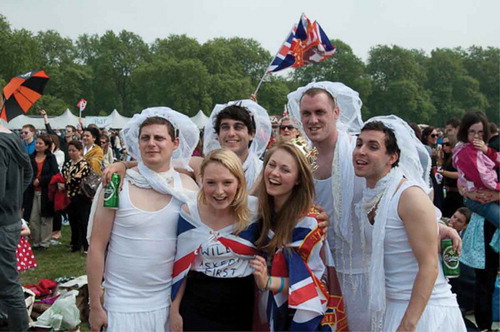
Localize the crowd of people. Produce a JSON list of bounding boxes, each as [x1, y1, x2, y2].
[[0, 81, 498, 332]]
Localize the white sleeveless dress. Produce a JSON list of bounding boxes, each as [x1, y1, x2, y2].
[[366, 181, 465, 331], [103, 179, 182, 332]]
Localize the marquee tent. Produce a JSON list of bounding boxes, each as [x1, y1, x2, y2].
[[190, 110, 209, 129]]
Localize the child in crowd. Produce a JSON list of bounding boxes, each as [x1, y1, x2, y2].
[[17, 219, 37, 272]]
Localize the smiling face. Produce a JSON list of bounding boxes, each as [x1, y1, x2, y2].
[[353, 130, 398, 188], [217, 118, 254, 161], [35, 137, 50, 154], [427, 129, 438, 146], [449, 211, 468, 232], [82, 130, 96, 147], [299, 91, 339, 146], [264, 148, 300, 210], [139, 124, 179, 172], [201, 161, 240, 211]]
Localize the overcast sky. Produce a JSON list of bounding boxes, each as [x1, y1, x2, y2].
[[2, 0, 499, 61]]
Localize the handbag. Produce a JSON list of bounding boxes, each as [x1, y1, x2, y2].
[[79, 170, 101, 199]]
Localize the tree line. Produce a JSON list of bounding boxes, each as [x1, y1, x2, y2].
[[0, 15, 497, 126]]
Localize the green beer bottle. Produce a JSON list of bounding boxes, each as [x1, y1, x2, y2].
[[441, 239, 460, 278], [103, 173, 120, 209]]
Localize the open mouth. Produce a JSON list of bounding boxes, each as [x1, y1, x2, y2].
[[268, 178, 281, 186], [213, 196, 227, 201]]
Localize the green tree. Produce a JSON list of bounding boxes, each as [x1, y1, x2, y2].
[[463, 46, 500, 122], [425, 48, 488, 124], [366, 45, 433, 121]]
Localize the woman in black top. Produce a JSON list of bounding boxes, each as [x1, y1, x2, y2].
[[62, 140, 92, 253], [23, 135, 59, 249]]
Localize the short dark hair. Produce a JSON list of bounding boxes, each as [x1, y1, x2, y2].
[[65, 125, 76, 132], [445, 117, 460, 128], [139, 116, 177, 142], [214, 104, 255, 136], [301, 88, 337, 109], [457, 110, 490, 143], [68, 139, 83, 151], [421, 126, 436, 146], [361, 121, 400, 168], [22, 124, 36, 133], [36, 135, 52, 155], [456, 207, 472, 224]]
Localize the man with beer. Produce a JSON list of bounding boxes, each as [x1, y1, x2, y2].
[[352, 117, 464, 330], [87, 107, 199, 332]]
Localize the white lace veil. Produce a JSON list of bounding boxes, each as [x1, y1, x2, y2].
[[287, 81, 364, 135], [203, 99, 271, 158], [121, 106, 199, 171], [365, 115, 431, 192]]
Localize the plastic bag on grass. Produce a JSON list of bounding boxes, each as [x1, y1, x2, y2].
[[35, 290, 81, 330]]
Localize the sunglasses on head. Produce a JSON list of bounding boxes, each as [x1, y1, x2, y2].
[[280, 125, 295, 130]]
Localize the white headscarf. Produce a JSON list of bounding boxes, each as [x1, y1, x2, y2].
[[356, 115, 432, 330], [203, 99, 271, 188], [287, 81, 364, 136]]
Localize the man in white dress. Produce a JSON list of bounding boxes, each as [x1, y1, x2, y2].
[[87, 107, 199, 332], [353, 118, 465, 331]]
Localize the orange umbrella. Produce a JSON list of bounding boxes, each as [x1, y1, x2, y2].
[[1, 70, 49, 121]]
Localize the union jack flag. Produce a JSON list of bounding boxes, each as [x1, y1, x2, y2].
[[267, 215, 329, 331], [266, 14, 336, 74]]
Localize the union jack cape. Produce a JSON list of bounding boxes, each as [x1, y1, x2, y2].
[[171, 201, 260, 301]]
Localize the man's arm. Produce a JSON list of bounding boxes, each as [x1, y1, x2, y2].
[[87, 190, 116, 332], [397, 186, 439, 331], [40, 109, 57, 135]]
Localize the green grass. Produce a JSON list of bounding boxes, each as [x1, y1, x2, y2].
[[20, 225, 87, 285]]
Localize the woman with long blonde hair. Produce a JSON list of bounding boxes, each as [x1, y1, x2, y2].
[[170, 149, 260, 331], [250, 141, 328, 331]]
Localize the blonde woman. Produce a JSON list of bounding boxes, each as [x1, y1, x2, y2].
[[170, 149, 260, 331]]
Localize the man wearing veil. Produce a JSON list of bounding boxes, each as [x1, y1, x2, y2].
[[353, 117, 464, 331], [87, 107, 199, 332], [287, 82, 461, 331]]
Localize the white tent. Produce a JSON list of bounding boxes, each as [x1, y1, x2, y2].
[[190, 110, 209, 129], [6, 114, 45, 130], [52, 109, 79, 128], [85, 109, 131, 129]]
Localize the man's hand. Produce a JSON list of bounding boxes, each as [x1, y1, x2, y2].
[[101, 162, 127, 188], [438, 223, 462, 255], [314, 204, 329, 231], [89, 306, 108, 332], [39, 109, 47, 117]]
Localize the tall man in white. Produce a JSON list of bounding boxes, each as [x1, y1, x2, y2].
[[287, 82, 461, 331], [87, 107, 199, 332]]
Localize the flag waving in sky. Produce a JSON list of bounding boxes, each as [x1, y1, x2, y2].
[[77, 98, 87, 112], [267, 14, 336, 74]]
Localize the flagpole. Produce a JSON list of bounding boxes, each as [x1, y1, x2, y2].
[[253, 72, 267, 95], [253, 24, 296, 96]]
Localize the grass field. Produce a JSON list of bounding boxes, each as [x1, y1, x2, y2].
[[20, 225, 87, 286]]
